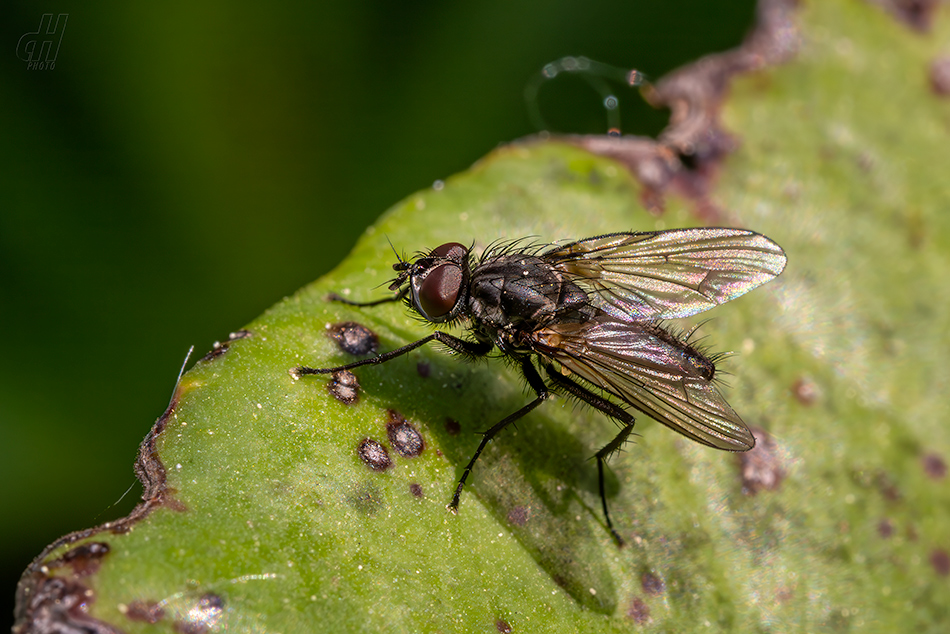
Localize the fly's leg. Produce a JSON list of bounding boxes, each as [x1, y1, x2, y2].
[[448, 359, 549, 513], [326, 286, 408, 308], [545, 366, 635, 546], [593, 425, 635, 547], [294, 331, 492, 375]]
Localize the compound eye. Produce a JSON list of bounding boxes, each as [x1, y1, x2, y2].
[[417, 263, 462, 320], [430, 242, 467, 261]]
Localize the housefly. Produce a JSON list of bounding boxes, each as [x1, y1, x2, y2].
[[295, 228, 787, 543]]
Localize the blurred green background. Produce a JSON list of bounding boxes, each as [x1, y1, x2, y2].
[[0, 0, 757, 626]]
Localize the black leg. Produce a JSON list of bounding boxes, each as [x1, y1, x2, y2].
[[294, 331, 493, 375], [327, 286, 408, 308], [448, 358, 549, 513], [545, 366, 635, 546]]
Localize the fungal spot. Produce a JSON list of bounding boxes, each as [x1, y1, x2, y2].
[[877, 519, 895, 539], [176, 593, 224, 633], [791, 376, 820, 406], [386, 410, 425, 458], [507, 505, 529, 527], [738, 428, 785, 495], [640, 571, 665, 596], [930, 549, 950, 576], [58, 542, 110, 577], [872, 0, 938, 32], [409, 483, 424, 498], [775, 586, 795, 603], [357, 438, 392, 471], [626, 597, 651, 624], [495, 619, 512, 633], [14, 575, 115, 633], [125, 599, 165, 624], [875, 471, 902, 502], [349, 484, 385, 515], [327, 370, 360, 405], [200, 329, 252, 362], [444, 418, 461, 436], [930, 56, 950, 96], [922, 452, 946, 480], [416, 361, 431, 378], [326, 321, 378, 356]]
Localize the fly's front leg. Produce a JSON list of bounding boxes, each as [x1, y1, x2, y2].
[[294, 331, 492, 376], [326, 286, 408, 308], [545, 366, 635, 546], [448, 359, 549, 513]]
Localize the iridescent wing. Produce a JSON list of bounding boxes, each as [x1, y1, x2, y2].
[[543, 228, 786, 321], [532, 316, 755, 450]]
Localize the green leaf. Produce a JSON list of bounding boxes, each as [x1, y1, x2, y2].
[[16, 1, 950, 632]]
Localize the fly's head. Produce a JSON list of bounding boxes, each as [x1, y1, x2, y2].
[[389, 242, 470, 323]]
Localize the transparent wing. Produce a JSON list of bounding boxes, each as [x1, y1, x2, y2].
[[544, 228, 787, 320], [532, 317, 755, 450]]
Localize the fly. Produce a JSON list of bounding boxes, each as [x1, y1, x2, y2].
[[295, 228, 787, 544]]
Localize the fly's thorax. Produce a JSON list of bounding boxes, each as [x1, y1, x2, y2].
[[467, 253, 588, 330]]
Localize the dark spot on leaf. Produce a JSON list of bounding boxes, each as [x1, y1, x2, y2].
[[59, 542, 110, 577], [930, 549, 950, 576], [856, 151, 874, 173], [507, 506, 529, 526], [125, 600, 165, 624], [626, 597, 651, 624], [357, 438, 392, 471], [13, 576, 116, 633], [775, 586, 795, 603], [349, 484, 385, 515], [200, 329, 253, 362], [791, 376, 820, 406], [386, 410, 425, 458], [868, 0, 938, 32], [416, 361, 430, 378], [327, 321, 378, 356], [930, 56, 950, 96], [175, 593, 224, 634], [877, 519, 895, 538], [409, 483, 424, 498], [495, 619, 512, 633], [641, 571, 665, 596], [922, 452, 946, 479], [444, 418, 461, 436], [738, 428, 785, 495], [875, 471, 902, 502], [202, 593, 224, 608], [327, 370, 360, 405]]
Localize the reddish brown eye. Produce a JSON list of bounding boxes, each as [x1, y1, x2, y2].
[[430, 242, 467, 261], [418, 263, 462, 319]]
